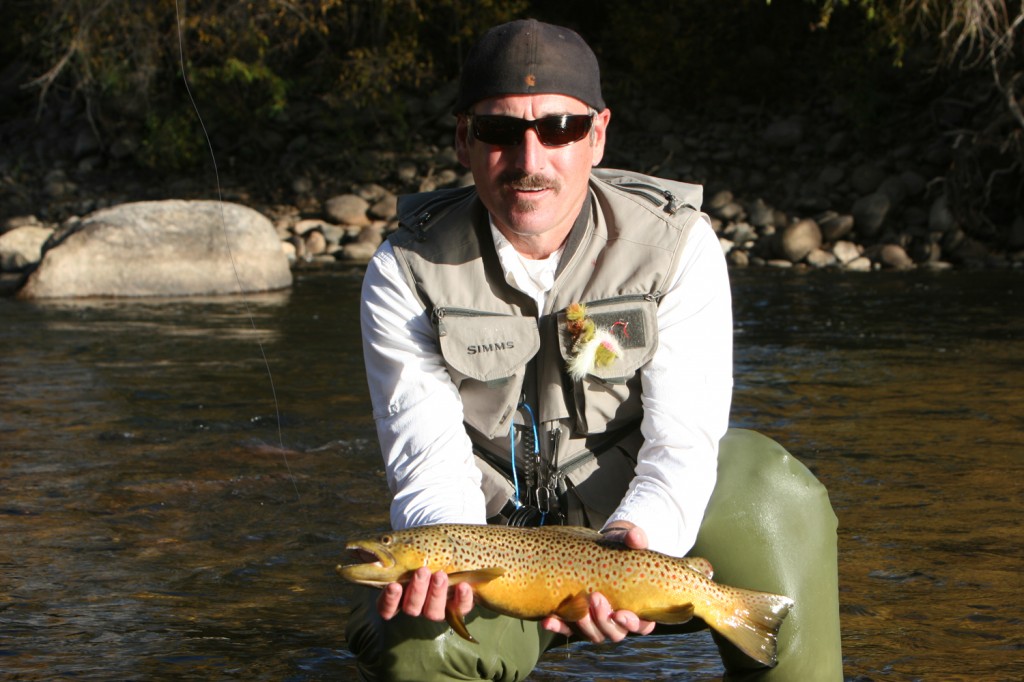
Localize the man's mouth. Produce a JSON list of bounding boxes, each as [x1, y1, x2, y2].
[[501, 172, 560, 196]]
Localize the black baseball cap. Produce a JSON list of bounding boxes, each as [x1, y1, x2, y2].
[[453, 19, 605, 114]]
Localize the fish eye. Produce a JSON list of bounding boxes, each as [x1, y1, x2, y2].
[[381, 534, 393, 545]]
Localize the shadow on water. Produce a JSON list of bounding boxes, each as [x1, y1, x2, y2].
[[1, 267, 1021, 680]]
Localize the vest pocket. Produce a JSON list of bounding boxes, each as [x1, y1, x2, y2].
[[435, 307, 541, 439], [556, 297, 659, 433]]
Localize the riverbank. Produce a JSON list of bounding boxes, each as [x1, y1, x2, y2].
[[2, 86, 1022, 294]]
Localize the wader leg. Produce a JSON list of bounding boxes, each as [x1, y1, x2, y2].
[[345, 590, 559, 681], [690, 428, 843, 681]]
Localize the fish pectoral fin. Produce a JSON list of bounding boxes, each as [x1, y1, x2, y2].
[[554, 591, 591, 622], [447, 567, 506, 585], [445, 603, 477, 643], [639, 603, 695, 625]]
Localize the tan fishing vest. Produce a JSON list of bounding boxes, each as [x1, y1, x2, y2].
[[389, 169, 705, 528]]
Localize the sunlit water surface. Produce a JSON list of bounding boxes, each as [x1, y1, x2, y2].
[[1, 268, 1020, 681]]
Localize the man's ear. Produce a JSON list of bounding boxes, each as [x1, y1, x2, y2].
[[590, 108, 611, 167]]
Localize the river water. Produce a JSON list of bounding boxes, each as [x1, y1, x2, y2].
[[1, 267, 1021, 681]]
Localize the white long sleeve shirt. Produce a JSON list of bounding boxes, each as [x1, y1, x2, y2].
[[360, 214, 733, 557]]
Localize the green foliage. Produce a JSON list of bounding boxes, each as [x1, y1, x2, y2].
[[219, 58, 288, 113], [136, 110, 204, 172], [10, 0, 527, 172]]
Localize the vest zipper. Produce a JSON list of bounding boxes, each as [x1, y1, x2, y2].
[[432, 306, 514, 336], [582, 291, 663, 308], [608, 181, 684, 214], [404, 188, 474, 241]]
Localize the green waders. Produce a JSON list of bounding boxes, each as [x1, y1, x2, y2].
[[344, 429, 843, 681]]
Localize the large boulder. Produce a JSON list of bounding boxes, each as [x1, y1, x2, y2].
[[19, 200, 291, 299]]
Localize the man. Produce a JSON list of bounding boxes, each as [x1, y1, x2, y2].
[[348, 18, 842, 681]]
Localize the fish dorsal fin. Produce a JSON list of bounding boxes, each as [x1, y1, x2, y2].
[[447, 567, 506, 585], [638, 602, 695, 625], [554, 590, 591, 622], [681, 557, 714, 579]]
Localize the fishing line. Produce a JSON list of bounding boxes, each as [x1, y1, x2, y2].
[[173, 1, 301, 508]]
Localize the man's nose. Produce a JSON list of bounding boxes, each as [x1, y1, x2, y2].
[[515, 128, 547, 173]]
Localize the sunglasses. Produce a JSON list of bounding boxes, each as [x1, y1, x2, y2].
[[469, 114, 594, 148]]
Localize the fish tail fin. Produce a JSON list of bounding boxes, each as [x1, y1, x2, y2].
[[706, 586, 794, 668]]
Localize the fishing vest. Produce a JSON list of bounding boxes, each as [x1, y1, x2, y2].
[[389, 169, 705, 528]]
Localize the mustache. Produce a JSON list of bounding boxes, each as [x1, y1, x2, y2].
[[499, 171, 561, 192]]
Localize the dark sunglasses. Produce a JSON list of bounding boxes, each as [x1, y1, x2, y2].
[[469, 114, 594, 148]]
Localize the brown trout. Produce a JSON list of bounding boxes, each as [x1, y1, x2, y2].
[[337, 523, 794, 666]]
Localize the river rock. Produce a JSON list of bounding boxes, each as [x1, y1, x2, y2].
[[281, 240, 297, 263], [879, 243, 914, 269], [762, 117, 803, 148], [845, 256, 873, 272], [898, 170, 927, 197], [946, 234, 990, 265], [19, 200, 291, 299], [817, 211, 855, 241], [323, 194, 371, 226], [369, 193, 398, 221], [293, 218, 332, 236], [44, 169, 77, 200], [818, 165, 845, 187], [877, 175, 908, 206], [396, 161, 419, 184], [806, 247, 837, 268], [0, 225, 53, 270], [707, 190, 741, 221], [304, 229, 328, 256], [291, 176, 314, 195], [832, 240, 862, 265], [928, 194, 957, 233], [852, 192, 891, 237], [354, 183, 390, 202], [777, 218, 822, 262], [2, 215, 44, 234], [340, 223, 385, 261], [747, 198, 777, 228], [850, 163, 885, 194], [727, 222, 758, 245], [727, 249, 749, 267], [713, 200, 744, 222]]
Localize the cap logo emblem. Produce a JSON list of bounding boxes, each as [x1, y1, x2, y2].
[[525, 74, 536, 87]]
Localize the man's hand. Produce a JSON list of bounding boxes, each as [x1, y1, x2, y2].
[[540, 522, 657, 642], [377, 566, 474, 622]]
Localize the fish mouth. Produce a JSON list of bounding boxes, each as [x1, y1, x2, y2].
[[341, 541, 396, 570], [336, 541, 400, 587]]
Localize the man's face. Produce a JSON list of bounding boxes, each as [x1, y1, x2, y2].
[[455, 93, 611, 258]]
